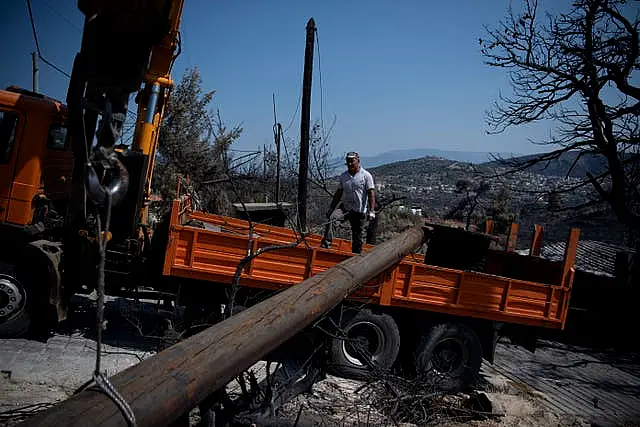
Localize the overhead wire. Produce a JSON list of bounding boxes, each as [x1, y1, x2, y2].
[[283, 80, 302, 135], [28, 0, 139, 125], [25, 0, 71, 78], [42, 1, 82, 33]]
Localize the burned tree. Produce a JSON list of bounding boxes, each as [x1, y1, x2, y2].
[[445, 179, 490, 230], [481, 0, 640, 237]]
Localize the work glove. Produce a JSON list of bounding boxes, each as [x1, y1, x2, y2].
[[367, 211, 376, 221]]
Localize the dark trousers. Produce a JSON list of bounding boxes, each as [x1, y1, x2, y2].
[[322, 209, 374, 254]]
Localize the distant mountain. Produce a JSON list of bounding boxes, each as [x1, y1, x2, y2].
[[329, 148, 611, 180], [361, 148, 519, 167], [481, 150, 609, 178], [369, 155, 469, 177], [329, 148, 520, 172]]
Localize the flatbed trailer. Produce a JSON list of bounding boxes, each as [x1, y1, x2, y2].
[[164, 198, 577, 330], [158, 197, 579, 391]]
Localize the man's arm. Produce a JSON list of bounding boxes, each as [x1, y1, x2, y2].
[[367, 188, 375, 212], [365, 171, 375, 213]]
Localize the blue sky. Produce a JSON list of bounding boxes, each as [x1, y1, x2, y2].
[[1, 0, 563, 159]]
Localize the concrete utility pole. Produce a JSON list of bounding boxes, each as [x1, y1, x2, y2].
[[32, 52, 39, 93], [23, 226, 428, 427], [297, 18, 315, 232]]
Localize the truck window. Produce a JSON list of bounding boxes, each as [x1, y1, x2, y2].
[[0, 110, 18, 164], [47, 123, 68, 150]]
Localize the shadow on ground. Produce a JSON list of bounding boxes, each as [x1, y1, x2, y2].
[[54, 294, 181, 353]]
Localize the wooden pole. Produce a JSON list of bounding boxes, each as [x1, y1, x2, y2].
[[32, 52, 39, 93], [297, 18, 315, 232], [24, 226, 428, 427]]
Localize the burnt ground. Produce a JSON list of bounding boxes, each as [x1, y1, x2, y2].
[[0, 296, 639, 426]]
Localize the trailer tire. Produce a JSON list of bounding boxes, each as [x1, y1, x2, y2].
[[329, 309, 400, 380], [415, 322, 482, 392]]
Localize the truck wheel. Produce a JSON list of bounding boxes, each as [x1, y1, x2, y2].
[[415, 323, 482, 392], [0, 272, 31, 337], [329, 309, 400, 380]]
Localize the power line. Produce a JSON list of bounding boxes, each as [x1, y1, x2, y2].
[[43, 1, 82, 33], [283, 77, 302, 135], [229, 148, 264, 153], [25, 0, 71, 78]]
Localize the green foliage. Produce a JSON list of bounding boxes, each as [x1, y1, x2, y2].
[[152, 67, 242, 215]]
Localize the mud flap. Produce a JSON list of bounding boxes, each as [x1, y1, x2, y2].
[[478, 321, 500, 364], [19, 240, 67, 322]]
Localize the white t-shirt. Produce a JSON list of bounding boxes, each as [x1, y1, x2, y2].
[[339, 167, 374, 213]]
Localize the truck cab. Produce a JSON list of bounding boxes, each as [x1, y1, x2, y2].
[[0, 87, 72, 228]]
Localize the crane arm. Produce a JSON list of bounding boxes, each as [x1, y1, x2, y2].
[[66, 0, 184, 235]]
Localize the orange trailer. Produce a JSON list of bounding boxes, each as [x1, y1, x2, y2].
[[161, 197, 579, 390]]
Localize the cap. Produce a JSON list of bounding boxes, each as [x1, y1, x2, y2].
[[345, 151, 359, 159]]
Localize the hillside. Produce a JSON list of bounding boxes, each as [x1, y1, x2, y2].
[[328, 148, 520, 173], [359, 148, 519, 167], [481, 150, 610, 178], [365, 155, 627, 246]]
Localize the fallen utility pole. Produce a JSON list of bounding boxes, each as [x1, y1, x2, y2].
[[23, 226, 428, 427]]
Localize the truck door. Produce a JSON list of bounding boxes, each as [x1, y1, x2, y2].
[[0, 109, 20, 222], [41, 122, 72, 205]]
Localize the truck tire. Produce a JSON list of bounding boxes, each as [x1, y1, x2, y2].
[[329, 309, 400, 380], [0, 268, 31, 337], [414, 322, 482, 392]]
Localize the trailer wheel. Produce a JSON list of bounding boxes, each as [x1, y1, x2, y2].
[[329, 309, 400, 380], [415, 323, 482, 392], [0, 270, 30, 337]]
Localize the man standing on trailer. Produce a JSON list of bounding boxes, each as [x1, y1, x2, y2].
[[321, 151, 376, 253]]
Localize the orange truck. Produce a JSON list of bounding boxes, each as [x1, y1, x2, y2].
[[157, 195, 579, 390]]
